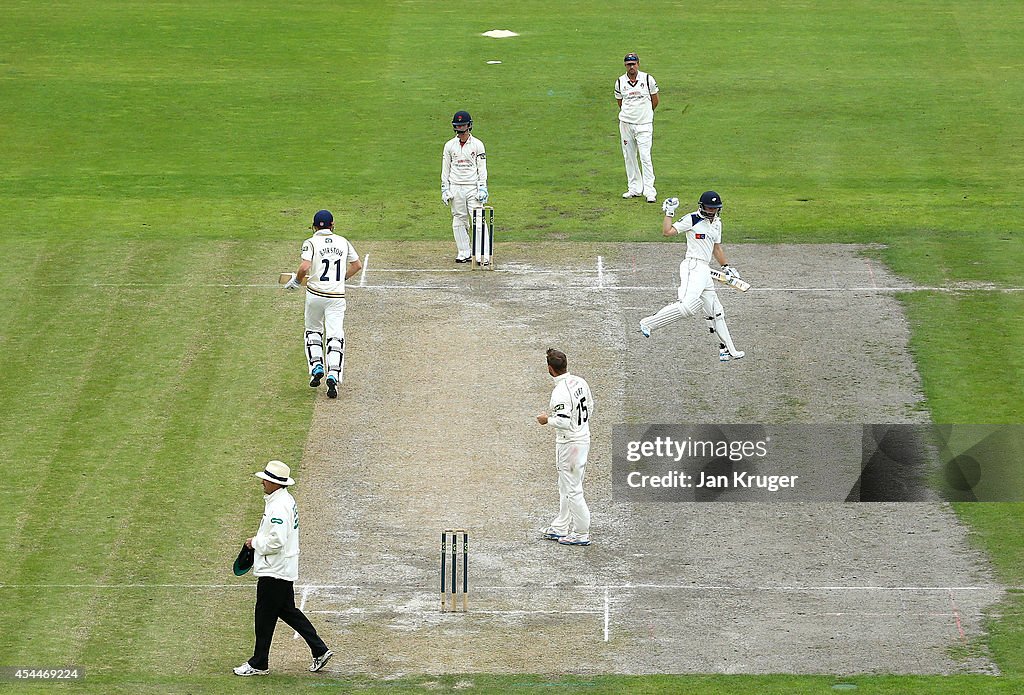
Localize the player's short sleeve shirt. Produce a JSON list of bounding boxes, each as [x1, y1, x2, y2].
[[549, 373, 593, 443], [672, 211, 722, 263], [302, 231, 359, 297], [615, 71, 659, 124]]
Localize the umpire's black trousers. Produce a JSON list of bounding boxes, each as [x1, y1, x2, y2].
[[250, 576, 328, 670]]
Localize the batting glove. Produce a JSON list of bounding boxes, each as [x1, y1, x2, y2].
[[441, 185, 452, 206], [477, 185, 489, 205], [723, 264, 741, 280], [662, 197, 680, 217], [283, 274, 301, 290]]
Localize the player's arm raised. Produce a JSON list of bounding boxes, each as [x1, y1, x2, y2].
[[661, 197, 682, 236]]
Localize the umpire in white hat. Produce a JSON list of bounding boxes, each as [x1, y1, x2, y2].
[[233, 460, 333, 676]]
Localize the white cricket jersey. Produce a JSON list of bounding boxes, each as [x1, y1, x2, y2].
[[672, 211, 722, 263], [441, 135, 487, 187], [548, 373, 593, 444], [301, 230, 359, 298], [615, 71, 658, 124]]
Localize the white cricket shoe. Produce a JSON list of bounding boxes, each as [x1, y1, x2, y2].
[[730, 351, 745, 360], [309, 649, 334, 673], [719, 348, 730, 362], [540, 526, 567, 541], [622, 191, 641, 199], [557, 532, 591, 546], [233, 662, 269, 677], [639, 322, 651, 338], [646, 195, 657, 203]]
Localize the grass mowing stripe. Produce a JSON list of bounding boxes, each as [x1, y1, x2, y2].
[[3, 243, 233, 667], [902, 291, 1024, 677], [0, 240, 313, 674]]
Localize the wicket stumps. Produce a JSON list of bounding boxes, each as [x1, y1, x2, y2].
[[440, 528, 468, 612], [471, 206, 494, 270]]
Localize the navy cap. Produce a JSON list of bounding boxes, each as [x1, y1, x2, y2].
[[312, 210, 333, 229], [624, 53, 639, 63]]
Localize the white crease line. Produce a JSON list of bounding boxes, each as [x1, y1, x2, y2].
[[597, 256, 605, 288], [469, 584, 1010, 592], [360, 268, 472, 273], [294, 585, 311, 639], [359, 253, 369, 287], [32, 283, 1024, 293], [307, 608, 602, 616], [603, 588, 610, 642], [3, 583, 1010, 591]]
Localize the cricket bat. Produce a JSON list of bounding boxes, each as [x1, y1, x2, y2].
[[709, 268, 751, 292], [278, 272, 307, 286]]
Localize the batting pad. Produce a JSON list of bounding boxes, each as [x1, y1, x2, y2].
[[642, 302, 687, 332]]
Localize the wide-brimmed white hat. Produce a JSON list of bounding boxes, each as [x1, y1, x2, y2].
[[255, 460, 295, 486]]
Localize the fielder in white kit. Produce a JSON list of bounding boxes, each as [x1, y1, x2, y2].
[[441, 110, 489, 264], [283, 210, 362, 398], [615, 52, 659, 203], [639, 191, 745, 362], [536, 349, 594, 547]]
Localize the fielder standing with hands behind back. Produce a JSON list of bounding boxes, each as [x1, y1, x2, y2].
[[537, 349, 594, 547], [615, 52, 659, 203], [441, 110, 489, 264]]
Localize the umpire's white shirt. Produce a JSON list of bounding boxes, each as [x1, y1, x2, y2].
[[301, 230, 359, 299], [252, 487, 300, 581], [672, 211, 722, 264], [441, 135, 487, 186], [615, 71, 658, 124], [548, 373, 593, 444]]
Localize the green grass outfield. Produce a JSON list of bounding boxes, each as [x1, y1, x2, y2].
[[1, 1, 1022, 692]]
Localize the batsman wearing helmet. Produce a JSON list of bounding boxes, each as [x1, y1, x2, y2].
[[639, 192, 745, 362], [441, 110, 489, 264], [283, 210, 362, 398]]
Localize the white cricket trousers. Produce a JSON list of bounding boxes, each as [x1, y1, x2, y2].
[[640, 258, 742, 355], [550, 440, 590, 535], [620, 120, 656, 199], [450, 184, 481, 259], [304, 293, 347, 381]]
